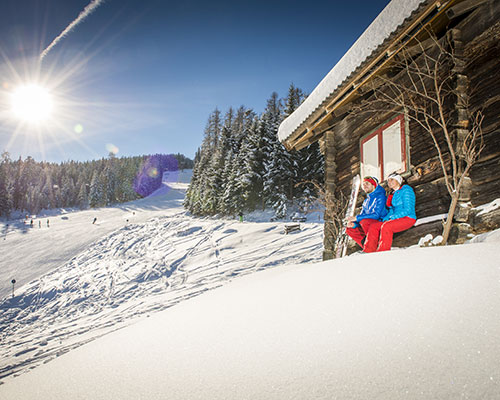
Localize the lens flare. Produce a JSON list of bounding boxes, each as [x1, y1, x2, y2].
[[105, 143, 119, 155], [147, 167, 158, 178], [134, 155, 179, 198], [74, 124, 84, 133]]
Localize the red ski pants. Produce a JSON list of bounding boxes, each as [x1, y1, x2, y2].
[[346, 219, 380, 252], [364, 217, 416, 253]]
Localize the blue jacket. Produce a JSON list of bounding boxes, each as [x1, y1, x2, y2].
[[354, 184, 387, 227], [383, 184, 417, 221]]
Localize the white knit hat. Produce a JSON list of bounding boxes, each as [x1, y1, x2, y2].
[[388, 173, 403, 185]]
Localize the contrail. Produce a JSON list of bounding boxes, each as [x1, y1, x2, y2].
[[40, 0, 105, 61]]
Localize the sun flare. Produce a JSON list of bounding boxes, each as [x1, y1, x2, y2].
[[11, 84, 54, 124]]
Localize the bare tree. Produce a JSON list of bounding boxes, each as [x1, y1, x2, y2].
[[362, 29, 484, 244]]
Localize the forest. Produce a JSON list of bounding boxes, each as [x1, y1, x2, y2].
[[0, 152, 193, 218], [184, 84, 324, 218]]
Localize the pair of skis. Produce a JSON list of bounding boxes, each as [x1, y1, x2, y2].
[[335, 174, 361, 258]]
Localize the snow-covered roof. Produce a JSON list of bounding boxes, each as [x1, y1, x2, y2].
[[278, 0, 428, 144]]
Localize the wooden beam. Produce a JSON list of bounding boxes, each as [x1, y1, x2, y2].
[[293, 113, 340, 151], [446, 0, 491, 19]]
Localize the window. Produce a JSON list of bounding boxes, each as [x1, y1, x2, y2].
[[360, 114, 408, 181]]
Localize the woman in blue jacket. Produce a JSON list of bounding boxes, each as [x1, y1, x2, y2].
[[367, 173, 416, 252], [346, 176, 387, 252]]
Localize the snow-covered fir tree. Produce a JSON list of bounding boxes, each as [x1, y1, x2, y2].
[[283, 84, 324, 203], [89, 171, 104, 208], [77, 181, 89, 209], [237, 115, 264, 211], [0, 159, 12, 217], [261, 92, 292, 217], [185, 84, 324, 219]]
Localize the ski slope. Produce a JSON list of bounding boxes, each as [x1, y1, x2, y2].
[[0, 170, 324, 382], [0, 170, 193, 300]]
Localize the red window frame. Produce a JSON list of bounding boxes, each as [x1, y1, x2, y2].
[[360, 114, 408, 181]]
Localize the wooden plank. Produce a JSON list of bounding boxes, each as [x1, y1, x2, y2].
[[284, 224, 301, 234]]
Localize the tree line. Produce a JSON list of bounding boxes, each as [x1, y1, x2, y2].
[[0, 152, 193, 218], [184, 84, 324, 218]]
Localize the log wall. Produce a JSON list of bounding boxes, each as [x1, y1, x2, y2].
[[462, 5, 500, 206], [322, 0, 500, 257]]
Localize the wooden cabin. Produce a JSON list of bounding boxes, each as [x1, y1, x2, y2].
[[278, 0, 500, 259]]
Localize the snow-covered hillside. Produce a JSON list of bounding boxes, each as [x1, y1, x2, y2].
[[0, 169, 193, 300], [1, 235, 499, 399], [0, 170, 323, 382], [1, 170, 499, 399]]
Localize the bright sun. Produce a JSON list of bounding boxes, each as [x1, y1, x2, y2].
[[11, 84, 54, 124]]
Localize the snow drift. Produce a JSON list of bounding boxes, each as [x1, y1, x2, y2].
[[1, 240, 499, 399]]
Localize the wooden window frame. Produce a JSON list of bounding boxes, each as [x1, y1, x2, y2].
[[360, 114, 409, 181]]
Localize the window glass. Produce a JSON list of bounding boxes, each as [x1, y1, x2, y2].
[[382, 120, 403, 179], [362, 135, 380, 180], [360, 114, 407, 181]]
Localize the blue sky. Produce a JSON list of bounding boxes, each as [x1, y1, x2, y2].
[[0, 0, 390, 163]]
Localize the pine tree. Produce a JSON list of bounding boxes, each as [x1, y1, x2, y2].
[[40, 169, 56, 210], [185, 108, 222, 215], [220, 152, 241, 215], [261, 92, 293, 217], [0, 160, 11, 217], [283, 84, 324, 202], [60, 175, 76, 207], [77, 182, 89, 209], [89, 171, 103, 208], [104, 161, 116, 205], [236, 116, 263, 211]]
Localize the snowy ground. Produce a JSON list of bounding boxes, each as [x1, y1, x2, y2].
[[1, 172, 499, 399], [1, 236, 499, 399], [0, 170, 323, 383], [0, 170, 193, 300]]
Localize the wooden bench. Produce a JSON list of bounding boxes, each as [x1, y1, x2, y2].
[[284, 224, 301, 234]]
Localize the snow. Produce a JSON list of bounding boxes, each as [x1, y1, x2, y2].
[[0, 170, 192, 300], [467, 228, 500, 244], [475, 198, 500, 216], [278, 0, 426, 143], [1, 241, 500, 399], [1, 170, 500, 399], [414, 213, 447, 226], [0, 169, 323, 382]]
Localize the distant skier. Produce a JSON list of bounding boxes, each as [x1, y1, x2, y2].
[[47, 219, 50, 228], [93, 217, 97, 224], [39, 220, 41, 228], [238, 211, 243, 222], [30, 219, 34, 228]]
